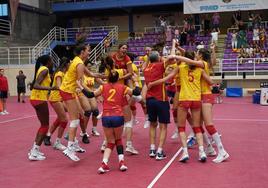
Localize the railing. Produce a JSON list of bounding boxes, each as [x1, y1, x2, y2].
[[0, 46, 34, 65], [32, 26, 66, 61], [0, 18, 11, 36], [220, 58, 268, 76], [144, 25, 202, 33], [88, 26, 118, 63], [50, 0, 92, 3]]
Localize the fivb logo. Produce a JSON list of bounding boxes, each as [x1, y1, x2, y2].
[[200, 5, 219, 11]]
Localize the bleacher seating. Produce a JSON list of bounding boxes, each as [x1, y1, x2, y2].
[[67, 30, 109, 44]]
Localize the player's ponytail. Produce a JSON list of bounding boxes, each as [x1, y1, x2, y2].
[[108, 69, 119, 83], [185, 51, 196, 70]]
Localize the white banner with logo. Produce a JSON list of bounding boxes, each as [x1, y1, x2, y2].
[[184, 0, 268, 14]]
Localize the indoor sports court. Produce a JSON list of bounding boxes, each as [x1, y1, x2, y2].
[[1, 0, 268, 188]]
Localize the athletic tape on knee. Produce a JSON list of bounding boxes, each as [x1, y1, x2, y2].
[[107, 142, 115, 150], [38, 125, 49, 134], [178, 126, 186, 132], [193, 127, 202, 134], [59, 121, 68, 129], [205, 125, 217, 135], [70, 119, 80, 128], [92, 109, 99, 117], [124, 120, 133, 128], [84, 110, 92, 117]]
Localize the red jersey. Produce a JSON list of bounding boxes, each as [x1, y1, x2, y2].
[[166, 78, 176, 93], [0, 75, 8, 91], [100, 83, 130, 116], [144, 62, 168, 101], [112, 53, 132, 70]]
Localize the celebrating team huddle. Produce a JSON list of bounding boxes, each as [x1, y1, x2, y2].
[[27, 39, 229, 174]]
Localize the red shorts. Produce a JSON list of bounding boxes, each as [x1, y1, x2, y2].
[[59, 90, 76, 101], [201, 94, 215, 104], [30, 100, 46, 107], [179, 101, 201, 110]]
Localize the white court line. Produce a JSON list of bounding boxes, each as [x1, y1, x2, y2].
[[147, 147, 183, 188], [0, 115, 36, 124]]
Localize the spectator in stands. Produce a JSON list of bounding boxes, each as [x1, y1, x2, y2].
[[247, 12, 254, 31], [238, 46, 247, 64], [188, 25, 196, 46], [165, 26, 172, 43], [174, 26, 180, 42], [260, 50, 268, 63], [162, 45, 170, 56], [259, 26, 266, 48], [253, 26, 260, 46], [0, 69, 9, 115], [159, 16, 167, 33], [246, 44, 254, 58], [16, 70, 26, 103], [231, 30, 238, 50], [75, 27, 88, 44], [104, 38, 111, 53], [180, 28, 187, 46], [211, 28, 220, 45], [203, 14, 210, 36], [255, 46, 261, 64], [212, 13, 220, 30], [237, 30, 247, 48], [197, 41, 205, 50], [183, 18, 189, 31]]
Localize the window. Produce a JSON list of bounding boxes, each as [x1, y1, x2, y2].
[[0, 4, 8, 16]]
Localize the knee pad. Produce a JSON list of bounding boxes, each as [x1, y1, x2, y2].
[[53, 119, 60, 127], [193, 127, 202, 134], [59, 121, 68, 129], [130, 105, 136, 111], [200, 126, 205, 134], [84, 110, 92, 117], [116, 145, 124, 155], [205, 125, 217, 135], [115, 139, 123, 146], [124, 120, 133, 128], [38, 125, 49, 134], [178, 126, 186, 133], [92, 109, 99, 117], [107, 142, 115, 150], [172, 109, 177, 118], [70, 119, 80, 128]]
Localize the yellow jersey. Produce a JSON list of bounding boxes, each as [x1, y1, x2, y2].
[[83, 75, 95, 90], [49, 71, 64, 102], [60, 56, 84, 94], [104, 68, 125, 85], [132, 63, 142, 88], [30, 66, 51, 101], [200, 61, 212, 94], [179, 63, 202, 101]]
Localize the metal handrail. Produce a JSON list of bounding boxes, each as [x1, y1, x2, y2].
[[0, 18, 11, 35], [220, 57, 268, 76], [88, 26, 118, 63], [144, 25, 202, 33]]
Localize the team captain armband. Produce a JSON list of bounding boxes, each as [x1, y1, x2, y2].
[[82, 89, 95, 98]]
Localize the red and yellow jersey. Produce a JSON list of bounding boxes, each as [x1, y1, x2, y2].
[[132, 63, 142, 88], [104, 68, 125, 85], [165, 63, 177, 92], [200, 61, 212, 95], [100, 83, 131, 116], [144, 62, 168, 101], [112, 53, 132, 69], [139, 55, 149, 63], [83, 75, 95, 90], [30, 66, 51, 101], [60, 56, 84, 94], [49, 71, 64, 102], [179, 63, 202, 101]]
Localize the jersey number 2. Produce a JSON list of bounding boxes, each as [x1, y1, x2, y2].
[[107, 89, 116, 101]]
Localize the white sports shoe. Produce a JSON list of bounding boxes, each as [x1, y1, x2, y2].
[[126, 145, 139, 155], [97, 112, 103, 120], [179, 152, 189, 162], [171, 131, 179, 139], [206, 145, 217, 156], [74, 140, 86, 153], [133, 118, 139, 125], [212, 151, 229, 163], [3, 110, 9, 114], [143, 120, 150, 128], [92, 129, 100, 136], [199, 150, 207, 162], [28, 149, 46, 161], [63, 147, 80, 162], [53, 141, 67, 151], [80, 132, 89, 138], [0, 112, 5, 115]]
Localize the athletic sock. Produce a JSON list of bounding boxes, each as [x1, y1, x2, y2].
[[212, 132, 225, 154], [157, 147, 163, 154], [126, 141, 132, 147], [103, 158, 108, 164], [150, 144, 156, 150], [118, 154, 124, 162]]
